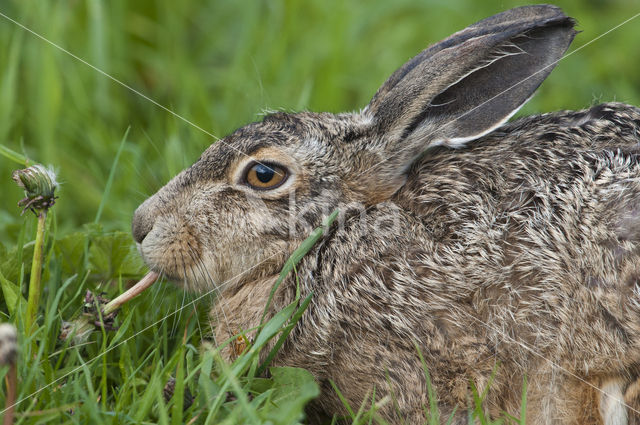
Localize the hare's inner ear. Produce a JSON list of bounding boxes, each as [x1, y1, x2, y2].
[[365, 5, 576, 171]]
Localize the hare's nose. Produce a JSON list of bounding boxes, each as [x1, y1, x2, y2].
[[132, 204, 154, 244]]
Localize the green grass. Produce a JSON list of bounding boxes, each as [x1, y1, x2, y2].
[[0, 0, 639, 423]]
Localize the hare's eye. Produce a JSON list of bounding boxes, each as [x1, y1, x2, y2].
[[244, 163, 288, 190]]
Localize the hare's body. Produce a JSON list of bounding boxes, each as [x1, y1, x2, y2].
[[133, 5, 640, 424], [211, 103, 640, 424]]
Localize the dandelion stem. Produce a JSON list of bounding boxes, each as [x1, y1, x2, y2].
[[3, 363, 17, 425], [102, 271, 159, 316], [25, 211, 46, 336], [59, 272, 159, 344]]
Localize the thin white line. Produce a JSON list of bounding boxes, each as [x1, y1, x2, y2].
[[0, 11, 219, 141], [0, 9, 285, 176], [0, 251, 282, 414]]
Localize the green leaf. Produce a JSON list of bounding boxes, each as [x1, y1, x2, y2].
[[263, 367, 319, 424], [54, 231, 88, 277], [88, 231, 145, 279], [216, 352, 261, 424], [171, 346, 186, 425], [198, 353, 219, 408], [248, 377, 272, 394], [108, 310, 134, 347], [257, 293, 312, 375], [0, 240, 33, 285], [0, 143, 29, 166], [260, 209, 339, 325], [0, 268, 25, 315]]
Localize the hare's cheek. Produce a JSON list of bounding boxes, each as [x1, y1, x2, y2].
[[138, 214, 203, 282]]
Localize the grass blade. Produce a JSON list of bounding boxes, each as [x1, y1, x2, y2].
[[94, 126, 130, 223], [0, 143, 28, 166]]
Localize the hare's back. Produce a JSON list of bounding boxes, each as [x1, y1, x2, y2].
[[395, 102, 640, 259]]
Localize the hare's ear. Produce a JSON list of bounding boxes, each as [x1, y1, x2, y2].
[[363, 5, 575, 174]]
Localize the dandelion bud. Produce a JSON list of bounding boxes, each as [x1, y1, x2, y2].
[[12, 164, 59, 213]]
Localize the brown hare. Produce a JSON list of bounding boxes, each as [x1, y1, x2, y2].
[[132, 4, 640, 424]]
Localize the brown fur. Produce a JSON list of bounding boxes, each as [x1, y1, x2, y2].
[[132, 5, 640, 424]]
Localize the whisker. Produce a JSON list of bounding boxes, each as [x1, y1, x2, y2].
[[185, 244, 233, 342]]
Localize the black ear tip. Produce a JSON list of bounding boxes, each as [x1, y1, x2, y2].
[[471, 4, 576, 34], [508, 4, 568, 19]]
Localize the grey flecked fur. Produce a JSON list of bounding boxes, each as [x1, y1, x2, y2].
[[132, 5, 640, 424]]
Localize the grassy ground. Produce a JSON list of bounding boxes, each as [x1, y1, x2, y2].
[[0, 0, 639, 423]]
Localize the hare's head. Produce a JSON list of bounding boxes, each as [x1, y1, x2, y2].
[[132, 5, 575, 292]]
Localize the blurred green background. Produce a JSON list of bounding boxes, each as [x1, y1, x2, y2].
[[1, 0, 639, 245]]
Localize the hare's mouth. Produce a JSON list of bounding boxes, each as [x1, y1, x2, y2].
[[136, 241, 206, 291], [133, 213, 212, 289]]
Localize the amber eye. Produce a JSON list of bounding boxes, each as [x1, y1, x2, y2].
[[244, 162, 288, 190]]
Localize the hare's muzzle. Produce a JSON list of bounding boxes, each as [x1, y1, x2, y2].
[[132, 198, 156, 245]]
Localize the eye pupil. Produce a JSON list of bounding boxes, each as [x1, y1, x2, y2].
[[244, 162, 287, 190], [255, 164, 275, 183]]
